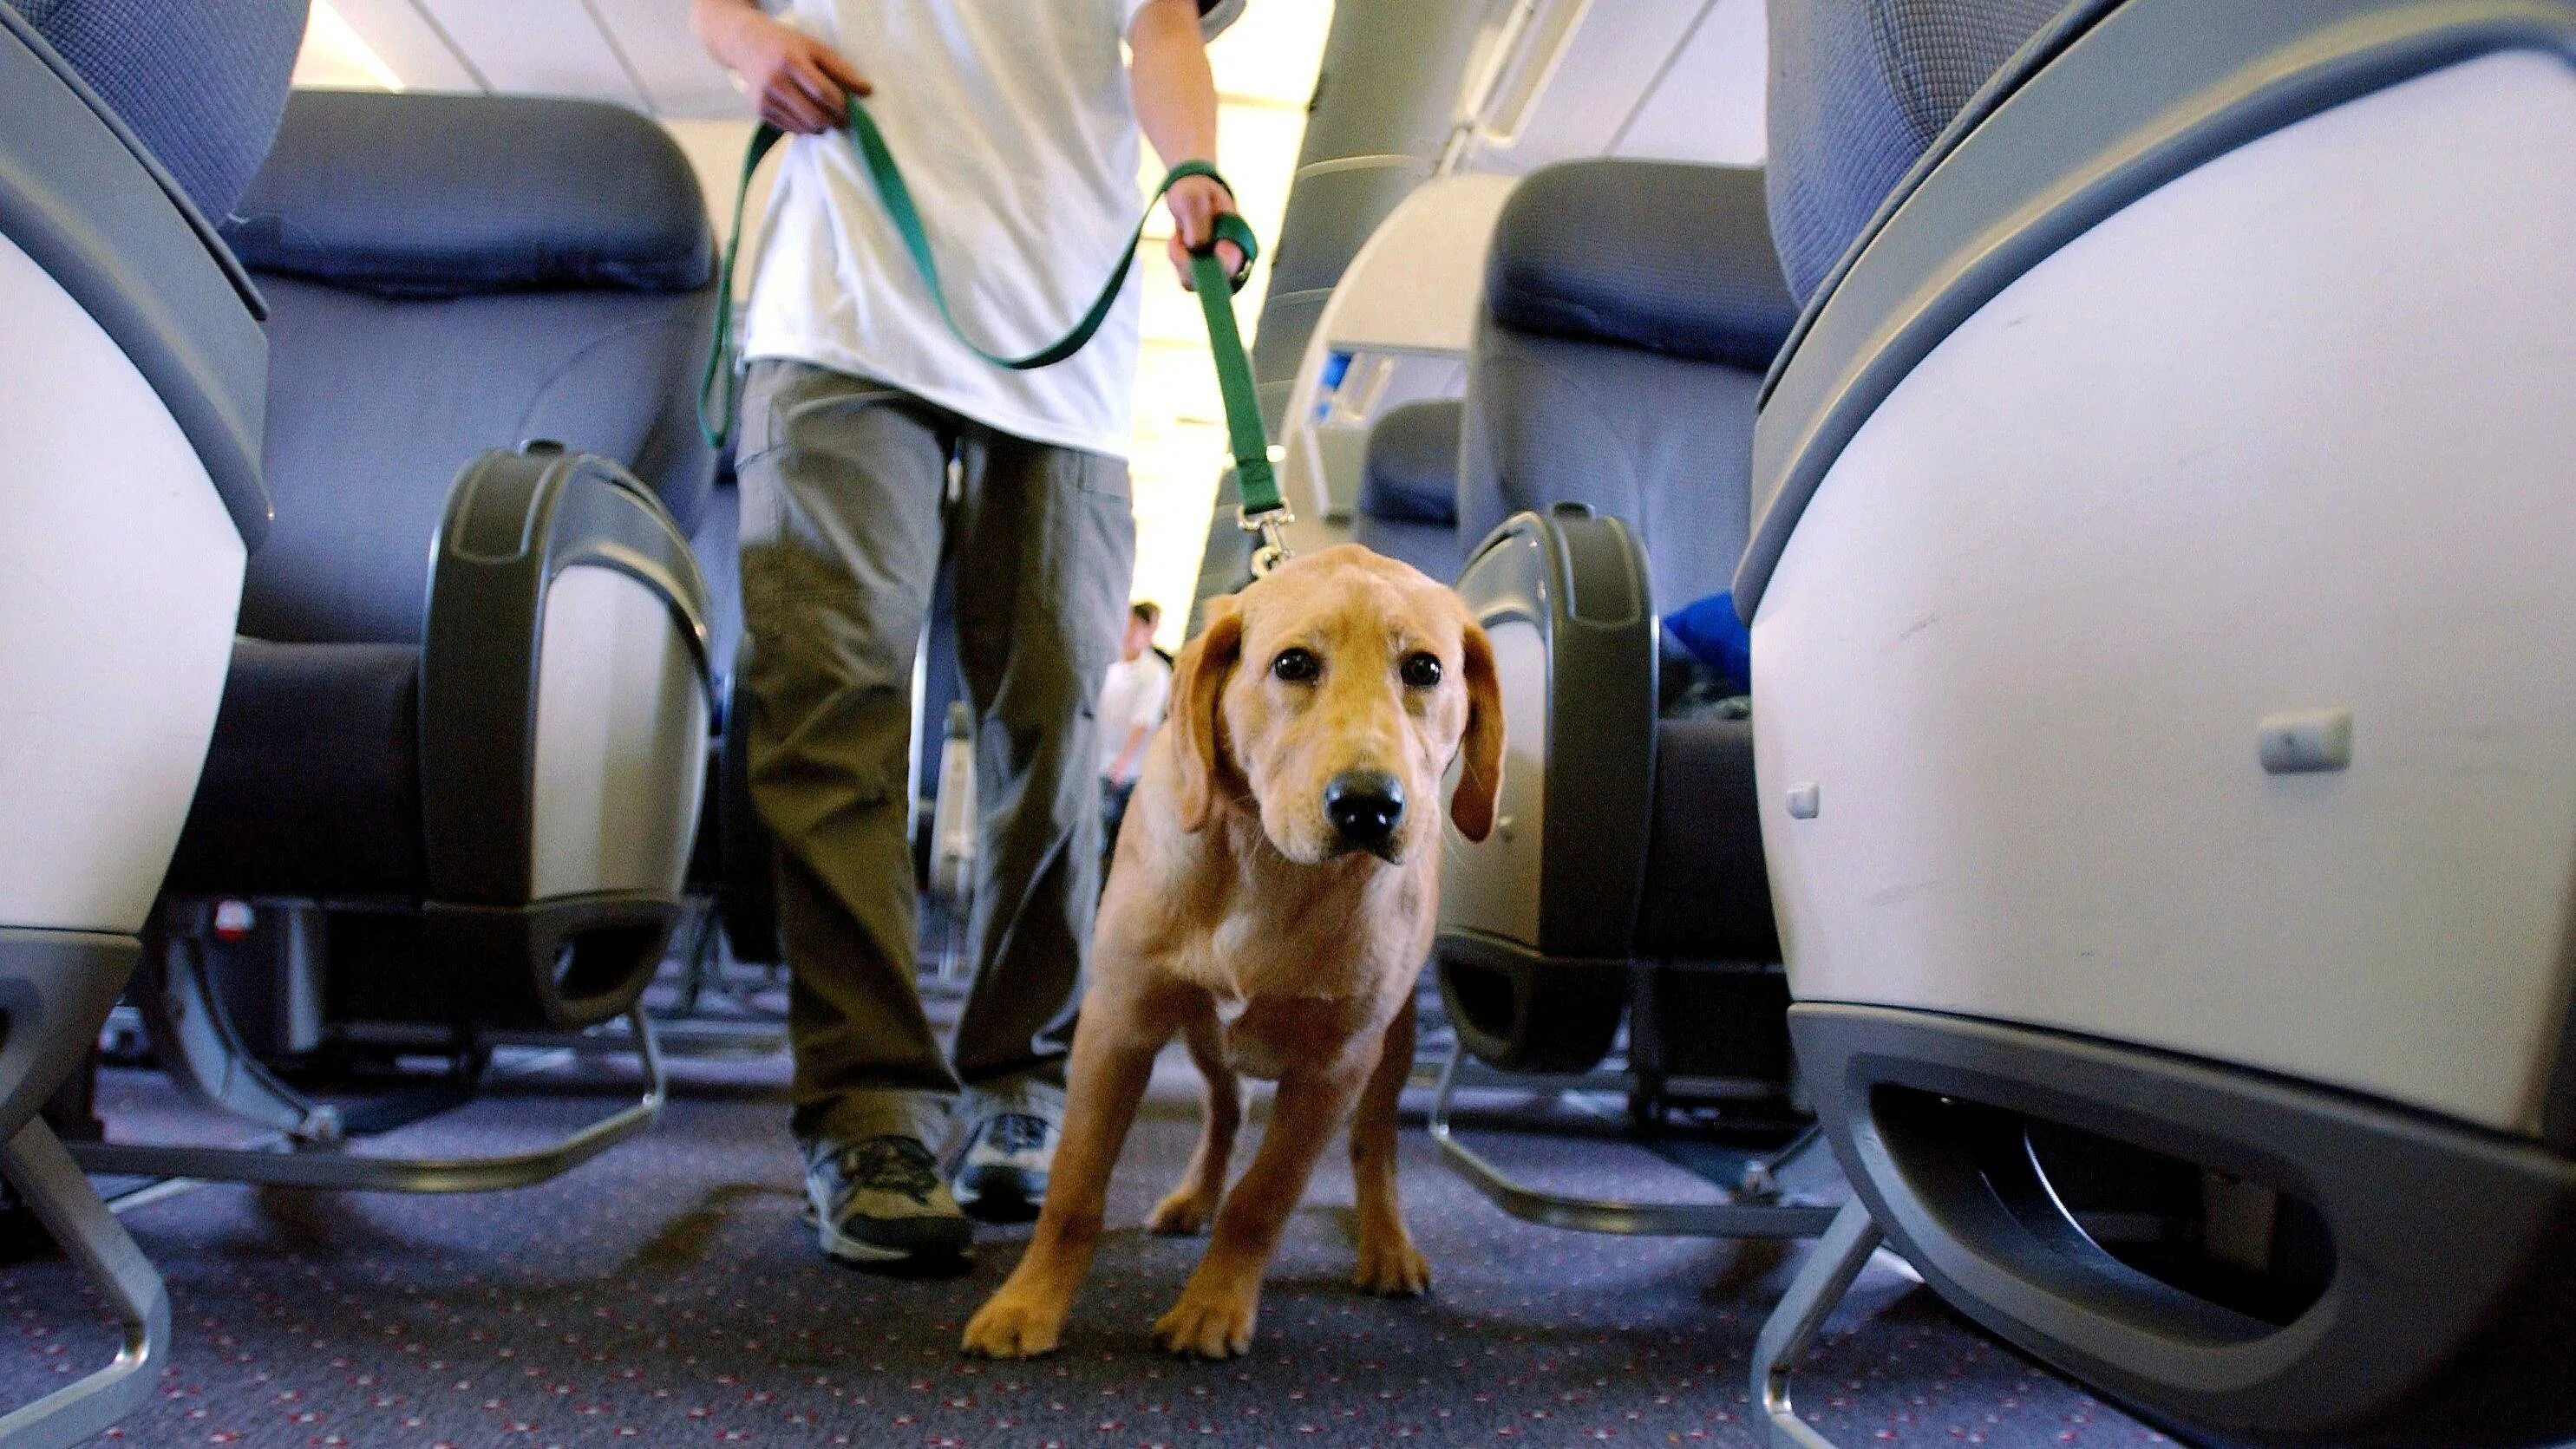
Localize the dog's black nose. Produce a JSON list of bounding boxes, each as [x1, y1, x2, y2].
[[1324, 770, 1406, 851]]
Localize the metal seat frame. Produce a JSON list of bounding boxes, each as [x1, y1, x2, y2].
[[0, 1118, 169, 1449], [68, 911, 664, 1193], [1426, 1039, 1842, 1238]]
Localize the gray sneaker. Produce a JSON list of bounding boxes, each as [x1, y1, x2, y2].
[[803, 1135, 972, 1269], [950, 1081, 1062, 1224]]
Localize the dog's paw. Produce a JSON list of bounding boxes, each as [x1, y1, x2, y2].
[[1352, 1234, 1432, 1297], [961, 1294, 1066, 1360], [1151, 1292, 1258, 1360], [1146, 1187, 1217, 1237]]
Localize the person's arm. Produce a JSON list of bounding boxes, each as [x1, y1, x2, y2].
[[1107, 661, 1172, 782], [1127, 0, 1244, 287], [692, 0, 871, 134], [1107, 722, 1154, 785]]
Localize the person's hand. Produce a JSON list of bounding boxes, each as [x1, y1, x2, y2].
[[695, 2, 869, 134], [1164, 173, 1246, 290]]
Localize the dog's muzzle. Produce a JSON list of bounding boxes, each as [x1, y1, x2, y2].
[[1323, 769, 1405, 861]]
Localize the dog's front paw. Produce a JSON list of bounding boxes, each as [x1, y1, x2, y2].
[[1151, 1290, 1258, 1360], [1146, 1186, 1218, 1237], [1353, 1231, 1432, 1297], [962, 1291, 1067, 1360]]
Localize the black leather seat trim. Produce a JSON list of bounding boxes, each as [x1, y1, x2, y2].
[[164, 639, 425, 899]]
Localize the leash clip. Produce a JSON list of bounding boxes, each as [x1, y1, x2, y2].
[[1238, 505, 1295, 578]]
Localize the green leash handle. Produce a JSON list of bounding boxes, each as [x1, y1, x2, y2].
[[699, 95, 1287, 535]]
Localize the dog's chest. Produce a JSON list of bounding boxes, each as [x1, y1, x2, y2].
[[1211, 992, 1373, 1081]]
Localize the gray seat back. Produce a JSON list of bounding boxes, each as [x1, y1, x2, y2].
[[1353, 399, 1464, 583], [221, 90, 719, 646], [1459, 160, 1795, 612], [4, 0, 306, 222], [1763, 0, 2069, 303]]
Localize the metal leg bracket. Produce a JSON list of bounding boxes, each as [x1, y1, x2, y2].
[[1427, 1040, 1841, 1237], [0, 1119, 169, 1449], [1749, 1197, 1883, 1449], [71, 1006, 666, 1193]]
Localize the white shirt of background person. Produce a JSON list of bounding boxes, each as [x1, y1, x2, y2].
[[1097, 604, 1170, 787]]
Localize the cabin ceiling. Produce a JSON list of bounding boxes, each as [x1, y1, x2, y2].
[[298, 0, 1323, 119]]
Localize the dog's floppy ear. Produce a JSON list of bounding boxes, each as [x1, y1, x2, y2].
[[1448, 617, 1505, 843], [1174, 597, 1245, 832]]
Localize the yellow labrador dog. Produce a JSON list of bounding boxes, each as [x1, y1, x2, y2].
[[963, 544, 1501, 1361]]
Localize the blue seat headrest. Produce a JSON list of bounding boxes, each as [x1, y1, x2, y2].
[[5, 0, 307, 222], [1485, 160, 1796, 373], [222, 90, 716, 298], [1763, 0, 2068, 303]]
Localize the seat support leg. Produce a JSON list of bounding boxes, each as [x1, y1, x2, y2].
[[0, 1118, 168, 1449], [1749, 1196, 1881, 1449], [134, 906, 342, 1144], [72, 1006, 666, 1193], [1427, 1040, 1841, 1237]]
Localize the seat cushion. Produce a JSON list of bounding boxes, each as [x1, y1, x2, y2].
[[1353, 512, 1464, 585], [223, 90, 713, 297], [1360, 400, 1461, 525], [1764, 0, 2066, 302], [1487, 160, 1795, 371], [1634, 713, 1777, 962], [238, 276, 718, 645], [163, 640, 425, 898]]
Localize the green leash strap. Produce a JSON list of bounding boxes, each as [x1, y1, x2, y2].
[[699, 96, 1288, 547]]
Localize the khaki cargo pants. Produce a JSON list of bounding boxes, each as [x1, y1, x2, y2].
[[735, 359, 1134, 1148]]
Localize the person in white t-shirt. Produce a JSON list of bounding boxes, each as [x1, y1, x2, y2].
[[1095, 601, 1172, 871], [691, 0, 1241, 1271]]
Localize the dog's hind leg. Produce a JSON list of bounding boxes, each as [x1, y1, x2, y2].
[[1147, 1002, 1241, 1237], [963, 980, 1177, 1360], [1349, 994, 1430, 1296]]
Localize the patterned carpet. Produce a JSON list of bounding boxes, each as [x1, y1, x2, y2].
[[0, 1012, 2169, 1447]]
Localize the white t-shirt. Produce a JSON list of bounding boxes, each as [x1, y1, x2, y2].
[[742, 0, 1156, 457], [1097, 650, 1172, 781]]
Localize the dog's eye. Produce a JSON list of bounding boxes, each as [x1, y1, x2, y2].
[[1401, 652, 1442, 689], [1271, 648, 1320, 683]]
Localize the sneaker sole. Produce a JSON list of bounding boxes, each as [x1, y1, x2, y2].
[[803, 1200, 973, 1267], [951, 1166, 1047, 1224]]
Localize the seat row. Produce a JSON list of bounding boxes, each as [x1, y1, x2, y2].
[[0, 3, 824, 1435], [1319, 1, 2576, 1444]]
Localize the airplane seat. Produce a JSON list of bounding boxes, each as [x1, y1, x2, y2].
[[1435, 159, 1799, 1093], [0, 1, 304, 1436], [88, 88, 719, 1191], [1744, 1, 2576, 1443], [1456, 160, 1792, 615], [1351, 399, 1464, 583]]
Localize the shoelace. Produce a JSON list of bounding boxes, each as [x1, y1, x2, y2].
[[836, 1137, 943, 1204], [982, 1113, 1052, 1157]]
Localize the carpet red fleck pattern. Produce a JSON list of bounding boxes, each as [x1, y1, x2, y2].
[[0, 1045, 2166, 1447]]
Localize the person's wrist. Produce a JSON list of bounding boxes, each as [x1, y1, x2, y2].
[[699, 3, 771, 68]]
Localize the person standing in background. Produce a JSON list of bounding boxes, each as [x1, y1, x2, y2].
[[690, 0, 1241, 1271], [1096, 601, 1171, 879]]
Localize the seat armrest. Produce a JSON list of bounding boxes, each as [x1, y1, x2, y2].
[[420, 443, 715, 1028]]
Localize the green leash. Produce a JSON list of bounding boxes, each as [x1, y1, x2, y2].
[[700, 95, 1292, 571]]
